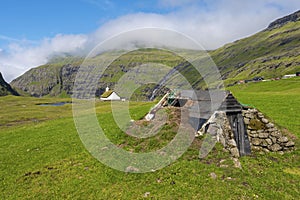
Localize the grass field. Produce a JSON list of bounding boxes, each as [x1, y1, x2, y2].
[[0, 78, 299, 199]]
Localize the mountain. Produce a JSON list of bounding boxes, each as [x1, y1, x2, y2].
[[0, 72, 19, 96], [11, 49, 201, 98], [11, 10, 300, 97]]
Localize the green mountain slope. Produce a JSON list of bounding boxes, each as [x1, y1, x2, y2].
[[11, 49, 207, 98], [0, 72, 19, 96], [11, 10, 300, 97], [211, 10, 300, 84]]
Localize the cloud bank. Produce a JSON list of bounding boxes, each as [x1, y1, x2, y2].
[[1, 0, 300, 82]]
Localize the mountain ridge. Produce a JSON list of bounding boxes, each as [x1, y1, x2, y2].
[[0, 72, 19, 96], [267, 10, 300, 30]]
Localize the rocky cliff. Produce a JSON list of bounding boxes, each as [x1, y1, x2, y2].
[[0, 72, 19, 96], [267, 10, 300, 30], [11, 64, 80, 97]]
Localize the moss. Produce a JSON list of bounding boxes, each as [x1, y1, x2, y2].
[[249, 118, 266, 130]]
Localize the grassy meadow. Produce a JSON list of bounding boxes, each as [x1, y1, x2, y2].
[[0, 78, 300, 199]]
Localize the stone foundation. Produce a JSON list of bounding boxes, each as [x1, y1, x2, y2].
[[197, 111, 240, 158], [243, 108, 295, 153]]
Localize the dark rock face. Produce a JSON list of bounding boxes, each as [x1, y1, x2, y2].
[[267, 10, 300, 30], [11, 65, 80, 97], [0, 72, 19, 96]]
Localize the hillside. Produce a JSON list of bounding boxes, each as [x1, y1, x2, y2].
[[11, 49, 205, 98], [11, 10, 300, 97], [0, 72, 19, 96], [211, 10, 300, 83]]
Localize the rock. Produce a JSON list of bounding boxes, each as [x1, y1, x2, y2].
[[11, 64, 80, 97], [258, 132, 269, 139], [244, 118, 250, 125], [210, 172, 217, 179], [271, 131, 282, 139], [252, 138, 261, 146], [266, 138, 273, 145], [262, 118, 269, 124], [278, 136, 289, 143], [144, 192, 151, 197], [230, 148, 240, 158], [0, 72, 19, 96], [268, 128, 277, 132], [263, 148, 270, 153], [232, 158, 242, 169], [228, 139, 237, 147], [207, 124, 219, 136], [266, 123, 275, 128], [261, 140, 269, 147], [258, 113, 264, 118], [125, 166, 139, 173], [250, 109, 258, 114], [252, 146, 262, 151], [285, 141, 295, 147], [245, 113, 254, 119], [267, 10, 300, 30], [270, 137, 277, 143], [268, 144, 282, 152]]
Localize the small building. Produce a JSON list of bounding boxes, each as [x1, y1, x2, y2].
[[283, 74, 296, 79], [100, 87, 121, 101]]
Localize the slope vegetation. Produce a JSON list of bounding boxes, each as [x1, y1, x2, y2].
[[211, 10, 300, 83]]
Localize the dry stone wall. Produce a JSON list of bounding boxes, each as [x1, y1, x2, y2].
[[243, 108, 295, 153], [197, 111, 240, 158]]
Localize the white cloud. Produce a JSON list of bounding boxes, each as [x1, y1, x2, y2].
[[0, 34, 88, 82], [1, 0, 300, 82]]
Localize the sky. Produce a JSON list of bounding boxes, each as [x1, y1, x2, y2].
[[0, 0, 300, 82]]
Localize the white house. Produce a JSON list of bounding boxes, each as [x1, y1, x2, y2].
[[283, 74, 296, 79], [100, 86, 121, 101]]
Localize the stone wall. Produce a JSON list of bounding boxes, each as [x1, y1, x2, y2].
[[197, 111, 240, 158], [242, 108, 295, 153]]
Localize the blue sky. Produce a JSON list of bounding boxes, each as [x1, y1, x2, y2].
[[0, 0, 200, 46], [0, 0, 300, 81]]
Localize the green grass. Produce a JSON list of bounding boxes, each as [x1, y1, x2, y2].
[[1, 78, 300, 199]]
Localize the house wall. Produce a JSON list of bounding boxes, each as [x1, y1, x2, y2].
[[101, 92, 121, 101]]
